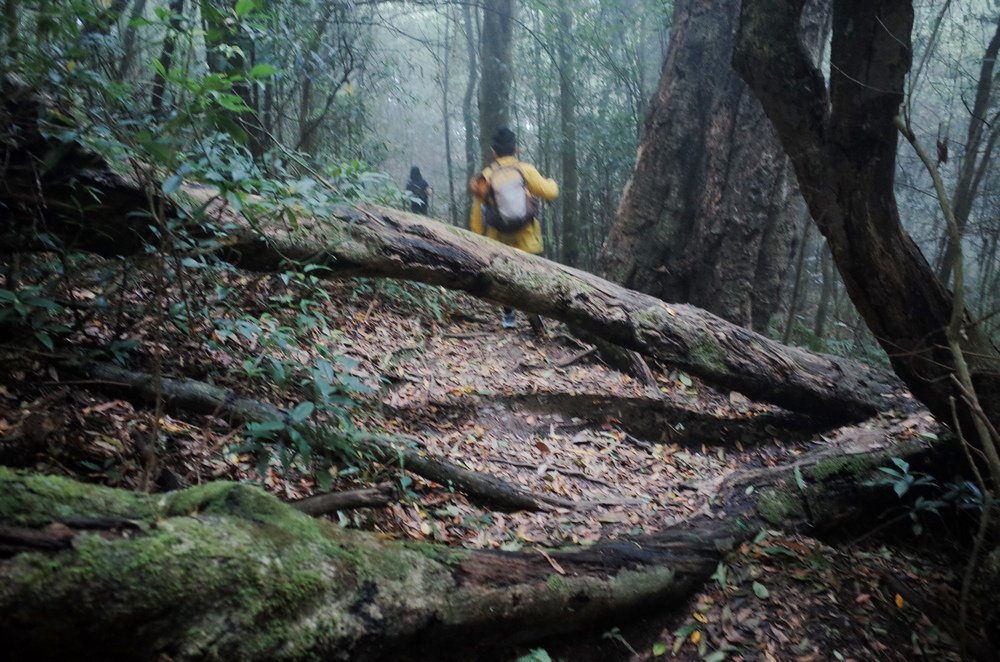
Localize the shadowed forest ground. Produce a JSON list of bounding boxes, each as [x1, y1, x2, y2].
[[0, 273, 977, 660]]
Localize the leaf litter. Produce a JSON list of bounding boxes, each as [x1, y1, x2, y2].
[[0, 273, 976, 660]]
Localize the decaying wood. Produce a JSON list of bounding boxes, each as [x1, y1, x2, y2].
[[290, 484, 396, 516], [0, 415, 940, 660], [0, 76, 904, 423]]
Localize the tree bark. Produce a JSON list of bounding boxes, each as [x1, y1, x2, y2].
[[150, 0, 185, 118], [478, 0, 514, 164], [557, 2, 579, 268], [461, 3, 479, 185], [600, 0, 825, 331], [0, 418, 939, 660], [733, 0, 1000, 433], [813, 242, 835, 338]]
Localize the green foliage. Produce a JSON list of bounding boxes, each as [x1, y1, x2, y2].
[[0, 286, 71, 351], [865, 458, 984, 535]]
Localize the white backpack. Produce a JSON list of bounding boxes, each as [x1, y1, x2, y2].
[[484, 164, 539, 232]]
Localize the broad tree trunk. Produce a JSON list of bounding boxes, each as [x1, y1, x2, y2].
[[0, 419, 940, 660], [600, 0, 825, 331], [733, 0, 1000, 435], [478, 0, 514, 164]]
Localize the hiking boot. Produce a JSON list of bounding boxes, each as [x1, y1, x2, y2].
[[501, 311, 517, 328]]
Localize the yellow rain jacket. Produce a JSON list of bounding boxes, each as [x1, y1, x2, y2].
[[469, 155, 559, 255]]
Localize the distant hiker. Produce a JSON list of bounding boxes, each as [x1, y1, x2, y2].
[[406, 166, 432, 215], [469, 127, 558, 331]]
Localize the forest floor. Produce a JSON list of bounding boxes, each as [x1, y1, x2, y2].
[[0, 273, 977, 661]]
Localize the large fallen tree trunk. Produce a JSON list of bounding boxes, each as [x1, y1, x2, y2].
[[0, 78, 902, 423], [0, 416, 941, 660]]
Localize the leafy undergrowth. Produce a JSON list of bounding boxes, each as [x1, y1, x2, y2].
[[0, 270, 975, 660]]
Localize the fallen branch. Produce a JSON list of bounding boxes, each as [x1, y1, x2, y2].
[[554, 347, 597, 368], [290, 484, 396, 516]]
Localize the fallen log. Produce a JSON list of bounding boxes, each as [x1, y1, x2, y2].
[[0, 77, 903, 422], [290, 484, 395, 516], [0, 416, 942, 660]]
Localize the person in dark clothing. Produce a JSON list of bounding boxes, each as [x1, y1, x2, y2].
[[406, 166, 432, 215]]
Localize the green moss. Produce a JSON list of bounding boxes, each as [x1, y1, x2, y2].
[[634, 306, 665, 328], [0, 466, 157, 526], [0, 472, 464, 657], [805, 455, 879, 481], [546, 573, 566, 590], [755, 487, 805, 526], [690, 333, 728, 373], [402, 541, 469, 566]]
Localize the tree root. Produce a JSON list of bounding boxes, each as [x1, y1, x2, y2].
[[69, 360, 581, 513]]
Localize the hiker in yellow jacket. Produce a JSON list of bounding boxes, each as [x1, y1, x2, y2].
[[469, 127, 559, 329]]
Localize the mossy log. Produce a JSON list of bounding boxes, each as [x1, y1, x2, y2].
[[0, 75, 903, 422], [0, 417, 938, 660]]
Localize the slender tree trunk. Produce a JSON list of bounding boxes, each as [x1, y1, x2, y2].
[[558, 2, 579, 267], [937, 12, 1000, 283], [150, 0, 185, 118], [813, 242, 835, 338], [117, 0, 149, 80], [478, 0, 514, 164], [203, 0, 266, 158], [461, 3, 479, 184], [441, 10, 457, 224], [782, 212, 813, 344]]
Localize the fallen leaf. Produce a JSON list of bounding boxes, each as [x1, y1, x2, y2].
[[538, 548, 565, 575]]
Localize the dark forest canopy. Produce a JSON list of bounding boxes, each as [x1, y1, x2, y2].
[[2, 0, 1000, 659]]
